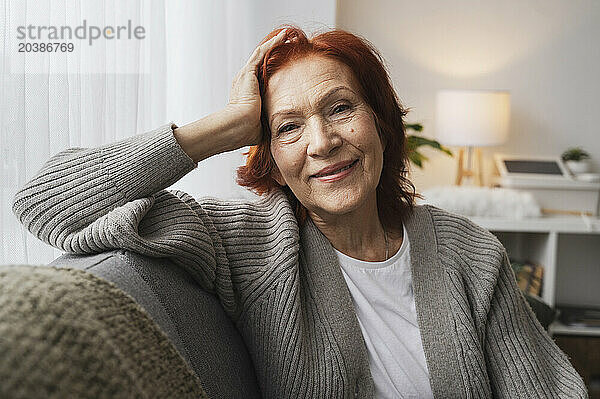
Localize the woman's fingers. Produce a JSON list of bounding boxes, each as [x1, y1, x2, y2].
[[246, 29, 288, 69], [225, 28, 290, 146]]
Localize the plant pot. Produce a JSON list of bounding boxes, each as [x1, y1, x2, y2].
[[565, 160, 591, 174]]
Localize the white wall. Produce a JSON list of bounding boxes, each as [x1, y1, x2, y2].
[[337, 0, 600, 191]]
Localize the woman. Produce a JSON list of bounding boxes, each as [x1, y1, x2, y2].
[[13, 26, 586, 398]]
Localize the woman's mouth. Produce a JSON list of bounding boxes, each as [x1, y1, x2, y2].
[[312, 159, 359, 182]]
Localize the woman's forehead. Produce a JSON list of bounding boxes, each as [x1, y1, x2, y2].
[[265, 56, 361, 111], [269, 55, 354, 89]]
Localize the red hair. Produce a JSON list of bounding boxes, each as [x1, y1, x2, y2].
[[236, 25, 420, 230]]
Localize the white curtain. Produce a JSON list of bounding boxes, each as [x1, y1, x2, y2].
[[1, 0, 335, 266], [1, 0, 168, 265]]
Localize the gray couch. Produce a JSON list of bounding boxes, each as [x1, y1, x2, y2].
[[2, 249, 558, 398], [45, 249, 262, 398]]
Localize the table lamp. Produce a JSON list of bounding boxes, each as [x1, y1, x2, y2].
[[435, 90, 510, 186]]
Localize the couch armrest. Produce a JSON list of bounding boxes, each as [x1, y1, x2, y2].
[[49, 250, 261, 399]]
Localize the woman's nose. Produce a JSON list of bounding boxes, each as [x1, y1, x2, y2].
[[306, 119, 342, 158]]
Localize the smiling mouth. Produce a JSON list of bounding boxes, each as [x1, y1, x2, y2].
[[312, 159, 359, 178]]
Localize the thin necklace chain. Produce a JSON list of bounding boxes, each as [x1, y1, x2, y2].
[[383, 225, 389, 260]]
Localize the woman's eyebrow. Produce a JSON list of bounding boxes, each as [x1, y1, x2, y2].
[[270, 86, 355, 125]]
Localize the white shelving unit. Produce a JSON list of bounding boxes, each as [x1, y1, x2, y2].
[[468, 214, 600, 337]]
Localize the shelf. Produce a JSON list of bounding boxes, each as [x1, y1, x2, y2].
[[462, 213, 600, 322], [549, 320, 600, 337], [468, 215, 600, 233]]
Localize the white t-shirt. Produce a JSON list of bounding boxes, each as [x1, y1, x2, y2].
[[334, 224, 434, 399]]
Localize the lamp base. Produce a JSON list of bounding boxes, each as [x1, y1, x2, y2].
[[456, 147, 483, 186]]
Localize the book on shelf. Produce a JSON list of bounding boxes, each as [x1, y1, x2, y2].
[[510, 259, 544, 297], [557, 305, 600, 328]]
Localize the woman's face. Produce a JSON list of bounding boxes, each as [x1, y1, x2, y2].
[[265, 55, 385, 220]]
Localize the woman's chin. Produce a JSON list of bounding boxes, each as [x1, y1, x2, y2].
[[312, 193, 368, 217]]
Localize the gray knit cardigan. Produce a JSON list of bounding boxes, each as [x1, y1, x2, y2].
[[12, 123, 587, 398]]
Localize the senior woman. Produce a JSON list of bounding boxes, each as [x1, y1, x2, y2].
[[13, 26, 586, 398]]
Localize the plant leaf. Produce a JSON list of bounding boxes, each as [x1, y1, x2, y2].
[[404, 123, 423, 133], [403, 123, 452, 168], [407, 135, 453, 156]]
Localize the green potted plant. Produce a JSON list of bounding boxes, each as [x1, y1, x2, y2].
[[405, 123, 453, 168], [561, 147, 591, 174]]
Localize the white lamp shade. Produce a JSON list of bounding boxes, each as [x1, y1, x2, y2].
[[435, 90, 510, 147]]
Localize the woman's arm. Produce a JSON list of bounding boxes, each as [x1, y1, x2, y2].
[[174, 27, 291, 164], [485, 251, 588, 398], [12, 27, 292, 250], [11, 117, 232, 249], [11, 28, 291, 318], [173, 106, 256, 163], [12, 25, 292, 236], [11, 122, 245, 316]]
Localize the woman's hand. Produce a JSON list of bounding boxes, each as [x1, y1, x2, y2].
[[173, 29, 288, 163], [226, 28, 288, 147]]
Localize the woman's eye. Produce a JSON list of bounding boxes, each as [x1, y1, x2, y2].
[[332, 104, 350, 114], [278, 124, 297, 134]]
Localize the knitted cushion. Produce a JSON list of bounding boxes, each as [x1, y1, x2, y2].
[[0, 265, 208, 399]]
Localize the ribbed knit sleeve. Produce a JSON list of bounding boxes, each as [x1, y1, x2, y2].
[[12, 123, 196, 245], [484, 252, 588, 398], [11, 123, 240, 315]]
